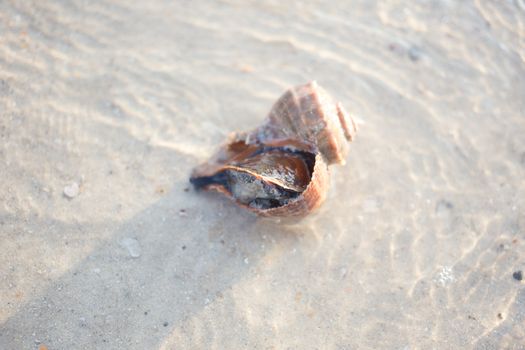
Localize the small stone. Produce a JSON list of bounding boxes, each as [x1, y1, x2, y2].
[[163, 322, 168, 327], [408, 46, 423, 62], [120, 238, 142, 258], [63, 182, 80, 198], [388, 43, 403, 54], [179, 209, 188, 217], [512, 270, 523, 281], [497, 243, 505, 251], [435, 199, 453, 215]]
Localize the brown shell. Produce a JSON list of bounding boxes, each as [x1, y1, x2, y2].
[[252, 81, 357, 165], [190, 81, 357, 217]]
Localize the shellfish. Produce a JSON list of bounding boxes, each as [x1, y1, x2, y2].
[[190, 81, 357, 217]]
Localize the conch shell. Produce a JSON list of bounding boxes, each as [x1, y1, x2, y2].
[[190, 81, 357, 217]]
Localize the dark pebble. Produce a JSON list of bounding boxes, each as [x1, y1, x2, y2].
[[436, 199, 453, 211], [182, 245, 186, 250], [512, 270, 523, 281], [163, 322, 168, 327]]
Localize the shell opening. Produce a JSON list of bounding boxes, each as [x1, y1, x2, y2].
[[190, 146, 316, 211]]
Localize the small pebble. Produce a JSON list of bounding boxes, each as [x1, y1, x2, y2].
[[179, 209, 187, 217], [63, 182, 80, 198], [163, 322, 168, 327], [120, 237, 142, 258], [497, 243, 509, 252], [435, 199, 453, 215], [408, 46, 423, 62], [513, 270, 523, 281], [388, 42, 403, 54]]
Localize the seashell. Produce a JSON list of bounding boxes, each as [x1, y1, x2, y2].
[[190, 81, 357, 217]]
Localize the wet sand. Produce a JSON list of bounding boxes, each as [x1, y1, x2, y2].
[[1, 1, 524, 349]]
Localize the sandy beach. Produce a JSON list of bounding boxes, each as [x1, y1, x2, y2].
[[1, 1, 524, 349]]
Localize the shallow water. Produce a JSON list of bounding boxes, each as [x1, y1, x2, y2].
[[1, 1, 524, 349]]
